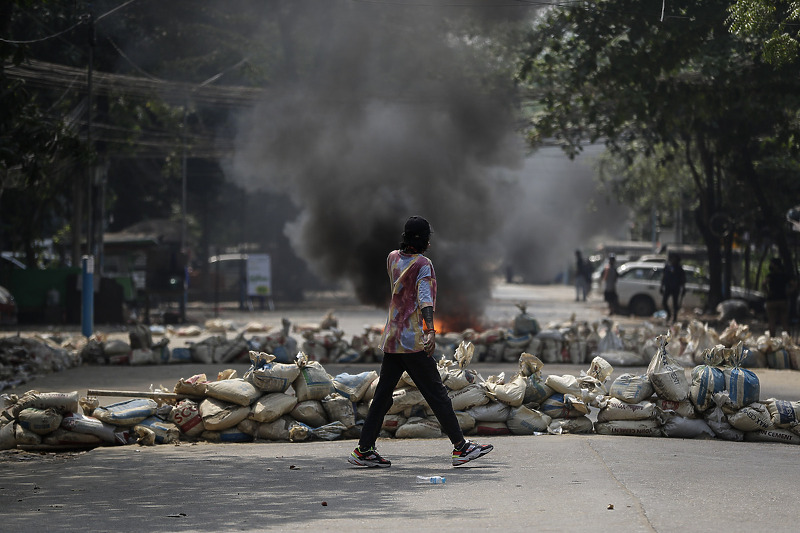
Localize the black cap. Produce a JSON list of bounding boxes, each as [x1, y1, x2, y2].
[[403, 216, 432, 240]]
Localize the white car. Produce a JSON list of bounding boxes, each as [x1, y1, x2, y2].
[[613, 261, 764, 317]]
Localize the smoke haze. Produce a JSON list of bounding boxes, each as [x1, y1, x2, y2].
[[229, 1, 628, 325]]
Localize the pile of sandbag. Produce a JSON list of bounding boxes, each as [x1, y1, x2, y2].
[[0, 336, 81, 392]]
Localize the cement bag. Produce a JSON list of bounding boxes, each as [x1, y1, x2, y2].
[[93, 399, 158, 426], [766, 347, 792, 370], [448, 384, 488, 412], [387, 387, 426, 415], [322, 393, 356, 428], [518, 352, 543, 376], [689, 351, 726, 412], [17, 408, 63, 435], [333, 371, 378, 402], [199, 398, 250, 431], [174, 374, 209, 396], [244, 351, 301, 393], [646, 336, 689, 401], [523, 375, 553, 406], [61, 413, 129, 444], [42, 428, 102, 446], [485, 373, 526, 407], [250, 393, 297, 423], [12, 390, 79, 417], [257, 416, 299, 441], [168, 399, 205, 437], [765, 398, 800, 428], [201, 427, 254, 443], [363, 378, 379, 402], [548, 416, 594, 435], [455, 411, 476, 432], [205, 378, 261, 407], [595, 419, 662, 437], [539, 393, 589, 419], [545, 374, 581, 396], [441, 341, 478, 390], [609, 374, 653, 404], [466, 401, 512, 422], [744, 428, 800, 445], [653, 398, 696, 419], [0, 422, 17, 450], [728, 403, 772, 432], [596, 398, 657, 422], [290, 400, 328, 427], [15, 425, 42, 445], [724, 345, 760, 409], [705, 394, 743, 441], [587, 356, 614, 382], [506, 406, 551, 435], [293, 354, 335, 401], [135, 417, 180, 444], [395, 417, 443, 439], [475, 421, 510, 435], [661, 413, 715, 439], [381, 414, 407, 434]]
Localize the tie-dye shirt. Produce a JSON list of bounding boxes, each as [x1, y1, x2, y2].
[[379, 250, 437, 353]]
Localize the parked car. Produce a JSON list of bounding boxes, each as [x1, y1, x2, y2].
[[0, 285, 18, 324], [614, 261, 764, 317]]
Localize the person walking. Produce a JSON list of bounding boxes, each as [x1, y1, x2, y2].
[[348, 216, 493, 468], [574, 250, 590, 302], [660, 253, 686, 323], [763, 257, 793, 336], [602, 254, 619, 315]]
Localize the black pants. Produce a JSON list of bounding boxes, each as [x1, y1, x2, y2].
[[662, 289, 680, 321], [358, 351, 464, 449]]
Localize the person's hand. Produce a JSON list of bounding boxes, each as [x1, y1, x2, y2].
[[423, 330, 436, 355]]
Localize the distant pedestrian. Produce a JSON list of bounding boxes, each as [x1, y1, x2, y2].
[[602, 255, 619, 315], [348, 216, 493, 468], [763, 257, 793, 336], [660, 253, 686, 323], [574, 250, 590, 302]]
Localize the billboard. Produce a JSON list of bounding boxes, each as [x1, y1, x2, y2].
[[246, 254, 272, 297]]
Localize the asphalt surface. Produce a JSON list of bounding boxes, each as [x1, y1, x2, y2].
[[2, 283, 800, 532]]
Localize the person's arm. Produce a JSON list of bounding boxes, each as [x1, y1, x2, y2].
[[421, 305, 435, 355]]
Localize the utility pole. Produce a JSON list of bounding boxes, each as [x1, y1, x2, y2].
[[86, 8, 95, 258]]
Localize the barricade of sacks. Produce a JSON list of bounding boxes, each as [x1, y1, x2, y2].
[[0, 335, 81, 392], [5, 329, 800, 452]]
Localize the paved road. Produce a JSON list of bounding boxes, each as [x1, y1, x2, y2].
[[2, 283, 799, 532]]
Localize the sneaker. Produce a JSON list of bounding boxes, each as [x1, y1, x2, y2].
[[452, 440, 493, 466], [348, 446, 392, 468]]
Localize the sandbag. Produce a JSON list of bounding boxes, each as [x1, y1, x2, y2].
[[548, 416, 594, 434], [448, 384, 488, 412], [15, 424, 42, 445], [309, 421, 347, 441], [250, 393, 298, 423], [455, 411, 476, 432], [724, 343, 761, 409], [135, 417, 180, 444], [594, 419, 662, 437], [381, 414, 407, 434], [293, 354, 335, 401], [441, 341, 478, 390], [705, 394, 744, 441], [646, 336, 689, 402], [539, 393, 589, 419], [333, 371, 378, 402], [17, 408, 63, 435], [466, 401, 512, 422], [587, 356, 614, 382], [661, 414, 715, 439], [168, 399, 205, 437], [11, 390, 79, 417], [596, 398, 657, 422], [199, 398, 250, 431], [387, 387, 426, 415], [290, 400, 328, 427], [61, 412, 129, 444], [201, 427, 254, 443], [42, 428, 102, 446], [523, 375, 553, 406], [765, 398, 800, 428], [652, 398, 696, 419], [728, 402, 772, 432], [484, 373, 526, 407], [322, 393, 356, 428], [257, 415, 300, 441], [395, 417, 443, 439], [173, 374, 209, 396], [205, 378, 261, 407], [545, 374, 581, 396], [689, 349, 726, 412], [506, 406, 551, 435], [93, 399, 158, 427], [609, 373, 653, 404], [475, 421, 510, 435], [243, 351, 301, 393], [0, 422, 17, 450]]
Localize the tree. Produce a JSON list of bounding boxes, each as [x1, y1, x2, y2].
[[728, 0, 800, 66], [517, 0, 800, 308]]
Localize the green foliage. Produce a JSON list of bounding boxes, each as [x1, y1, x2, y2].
[[728, 0, 800, 66]]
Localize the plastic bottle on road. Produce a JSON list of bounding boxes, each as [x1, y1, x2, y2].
[[416, 475, 446, 484]]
